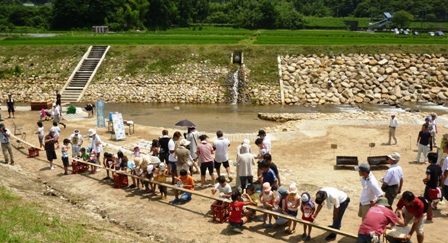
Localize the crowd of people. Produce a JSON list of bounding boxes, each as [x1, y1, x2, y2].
[[2, 98, 448, 242]]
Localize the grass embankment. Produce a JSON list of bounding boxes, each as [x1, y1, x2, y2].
[[0, 29, 447, 83], [0, 186, 100, 242]]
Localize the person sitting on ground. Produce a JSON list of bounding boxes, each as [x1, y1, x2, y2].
[[423, 152, 441, 220], [171, 169, 195, 204], [40, 108, 49, 121], [263, 153, 281, 187], [285, 183, 300, 234], [153, 162, 168, 199], [259, 161, 278, 191], [212, 176, 232, 200], [61, 138, 71, 175], [242, 184, 259, 219], [300, 192, 315, 242], [259, 182, 275, 228], [228, 191, 253, 233]]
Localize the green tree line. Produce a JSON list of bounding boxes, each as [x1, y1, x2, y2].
[[0, 0, 447, 31]]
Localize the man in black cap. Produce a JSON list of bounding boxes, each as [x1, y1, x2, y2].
[[313, 187, 350, 241], [0, 123, 14, 165], [257, 130, 271, 154]]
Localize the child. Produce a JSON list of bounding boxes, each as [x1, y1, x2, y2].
[[89, 150, 98, 174], [133, 145, 146, 157], [51, 121, 61, 149], [40, 108, 47, 121], [102, 152, 114, 179], [300, 192, 315, 241], [423, 152, 442, 220], [35, 121, 44, 148], [255, 138, 267, 183], [212, 176, 232, 199], [285, 183, 301, 234], [171, 169, 194, 204], [154, 162, 168, 199], [242, 184, 259, 219], [150, 139, 160, 156], [133, 157, 144, 189], [127, 157, 140, 189], [263, 153, 281, 187], [61, 139, 71, 175], [228, 191, 252, 233], [259, 161, 278, 191], [259, 182, 275, 228], [140, 161, 154, 192]]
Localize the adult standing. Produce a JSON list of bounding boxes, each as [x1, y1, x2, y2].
[[388, 113, 398, 145], [186, 126, 200, 173], [440, 144, 448, 216], [424, 117, 434, 151], [44, 129, 57, 170], [430, 114, 437, 148], [175, 139, 192, 174], [196, 134, 215, 188], [55, 90, 62, 107], [423, 152, 441, 220], [436, 134, 448, 166], [257, 130, 271, 154], [6, 94, 15, 118], [313, 187, 350, 241], [235, 143, 256, 190], [52, 104, 66, 129], [416, 123, 431, 163], [382, 152, 404, 208], [158, 130, 170, 164], [355, 162, 383, 221], [357, 197, 405, 243], [396, 191, 427, 243], [168, 131, 182, 184], [213, 130, 232, 181], [88, 128, 102, 168], [0, 123, 14, 165], [69, 129, 83, 157]]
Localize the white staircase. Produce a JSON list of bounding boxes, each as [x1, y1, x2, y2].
[[61, 46, 110, 102]]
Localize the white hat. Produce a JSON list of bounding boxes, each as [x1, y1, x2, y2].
[[159, 162, 166, 171], [387, 152, 400, 161], [242, 139, 250, 145], [301, 193, 310, 202], [288, 182, 298, 194], [179, 139, 191, 147], [74, 129, 80, 134], [88, 128, 96, 137]]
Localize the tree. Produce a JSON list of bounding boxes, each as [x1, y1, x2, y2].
[[52, 0, 89, 30], [146, 0, 178, 30], [273, 0, 305, 29], [115, 0, 149, 30], [392, 10, 414, 28]]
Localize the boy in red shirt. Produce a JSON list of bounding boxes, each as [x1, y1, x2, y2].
[[171, 169, 194, 204], [229, 191, 252, 232]]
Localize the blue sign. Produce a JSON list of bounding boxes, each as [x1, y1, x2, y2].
[[96, 100, 106, 128]]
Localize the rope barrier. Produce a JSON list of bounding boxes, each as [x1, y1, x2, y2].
[[71, 157, 358, 239]]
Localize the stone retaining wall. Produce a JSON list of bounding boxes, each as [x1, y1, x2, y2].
[[280, 53, 448, 105]]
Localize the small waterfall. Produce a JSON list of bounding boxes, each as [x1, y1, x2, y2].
[[230, 67, 239, 105]]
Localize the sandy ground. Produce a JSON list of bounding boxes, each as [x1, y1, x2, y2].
[[1, 109, 448, 243]]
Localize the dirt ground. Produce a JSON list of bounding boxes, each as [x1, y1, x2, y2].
[[1, 109, 447, 243]]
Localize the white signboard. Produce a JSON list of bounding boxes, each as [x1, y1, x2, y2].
[[112, 113, 126, 140]]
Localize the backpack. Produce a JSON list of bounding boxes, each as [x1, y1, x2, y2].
[[418, 196, 429, 213]]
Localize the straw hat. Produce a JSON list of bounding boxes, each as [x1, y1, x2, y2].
[[288, 182, 298, 194], [88, 128, 96, 137]]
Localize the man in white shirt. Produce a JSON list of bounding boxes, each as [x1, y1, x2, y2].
[[431, 114, 437, 149], [213, 130, 232, 181], [88, 128, 102, 164], [69, 129, 83, 157], [313, 187, 350, 241], [388, 114, 398, 145], [355, 162, 383, 220], [168, 131, 182, 184], [382, 152, 404, 208], [0, 123, 14, 165], [257, 130, 271, 154]]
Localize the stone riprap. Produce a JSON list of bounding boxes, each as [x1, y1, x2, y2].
[[1, 52, 447, 106], [280, 54, 448, 105]]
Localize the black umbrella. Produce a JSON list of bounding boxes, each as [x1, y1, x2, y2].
[[175, 119, 195, 127]]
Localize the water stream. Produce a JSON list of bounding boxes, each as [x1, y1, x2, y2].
[[230, 68, 239, 105]]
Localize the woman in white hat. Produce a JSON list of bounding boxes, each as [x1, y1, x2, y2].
[[88, 128, 102, 168]]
